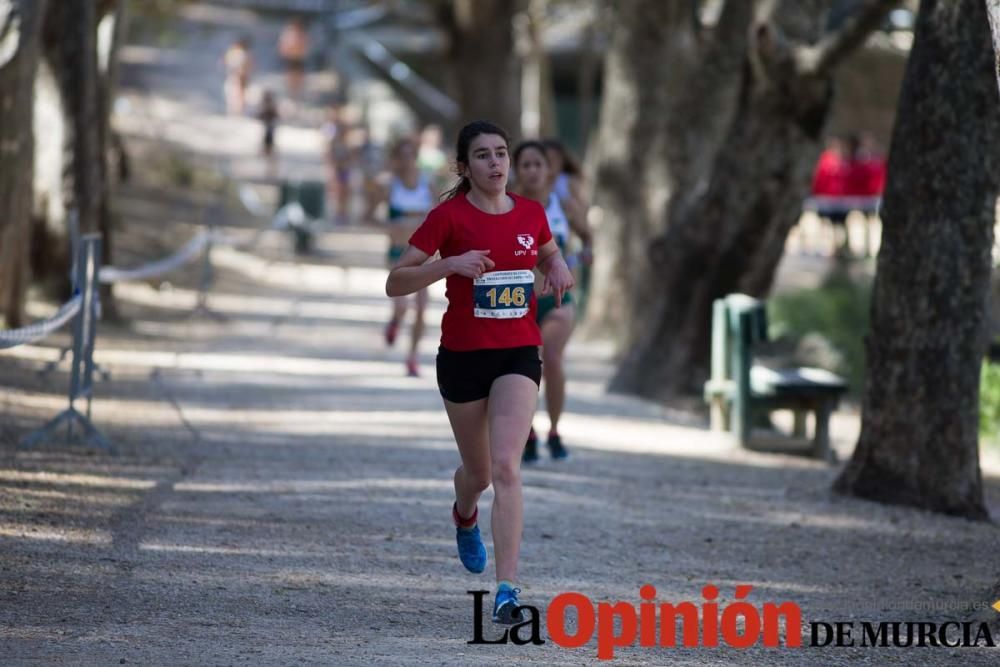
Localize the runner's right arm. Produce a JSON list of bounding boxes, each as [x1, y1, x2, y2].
[[385, 247, 494, 297]]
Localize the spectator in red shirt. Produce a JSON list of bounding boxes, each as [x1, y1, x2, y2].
[[812, 136, 847, 198], [844, 133, 886, 197]]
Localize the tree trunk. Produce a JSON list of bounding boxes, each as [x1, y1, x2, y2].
[[436, 0, 525, 137], [607, 0, 897, 399], [0, 0, 47, 327], [47, 0, 100, 234], [95, 0, 127, 319], [987, 1, 1000, 92], [575, 1, 602, 151], [517, 0, 557, 139], [584, 1, 752, 340], [834, 0, 999, 519], [30, 0, 102, 298], [612, 1, 833, 397]]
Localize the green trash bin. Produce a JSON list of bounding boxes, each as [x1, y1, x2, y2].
[[277, 180, 326, 255], [278, 181, 326, 220]]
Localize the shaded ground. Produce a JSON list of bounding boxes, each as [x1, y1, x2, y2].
[[2, 4, 999, 665]]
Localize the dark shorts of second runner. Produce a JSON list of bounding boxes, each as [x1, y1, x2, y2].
[[436, 346, 541, 403]]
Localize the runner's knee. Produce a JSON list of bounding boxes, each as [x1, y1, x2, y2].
[[541, 346, 563, 371], [462, 465, 491, 493], [490, 458, 520, 489]]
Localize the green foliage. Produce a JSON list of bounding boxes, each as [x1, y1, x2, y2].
[[165, 153, 194, 187], [125, 0, 196, 47], [981, 361, 1000, 445], [769, 269, 872, 394], [154, 152, 227, 193], [127, 0, 194, 21], [771, 272, 1000, 441]]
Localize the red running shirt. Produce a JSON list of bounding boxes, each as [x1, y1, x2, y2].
[[409, 192, 553, 351]]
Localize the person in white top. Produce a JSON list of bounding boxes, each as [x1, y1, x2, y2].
[[222, 37, 253, 115], [542, 138, 588, 233], [380, 136, 437, 376]]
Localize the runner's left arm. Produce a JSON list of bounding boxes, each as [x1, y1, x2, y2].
[[536, 239, 575, 307]]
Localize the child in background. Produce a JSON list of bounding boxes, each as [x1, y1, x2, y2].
[[259, 90, 279, 159]]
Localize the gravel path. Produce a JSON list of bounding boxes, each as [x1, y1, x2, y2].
[[2, 4, 999, 665]]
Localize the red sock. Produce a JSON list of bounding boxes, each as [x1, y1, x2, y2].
[[453, 502, 477, 528]]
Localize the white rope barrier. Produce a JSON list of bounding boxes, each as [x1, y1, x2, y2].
[[98, 232, 209, 284], [238, 184, 269, 218], [0, 295, 83, 349]]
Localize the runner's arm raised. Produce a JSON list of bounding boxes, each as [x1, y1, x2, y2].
[[386, 247, 495, 296]]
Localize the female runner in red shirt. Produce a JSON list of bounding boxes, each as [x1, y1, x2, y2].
[[386, 120, 574, 624]]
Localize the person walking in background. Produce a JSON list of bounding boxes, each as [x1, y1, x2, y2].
[[322, 104, 354, 224], [541, 139, 588, 231], [417, 124, 449, 190], [380, 136, 436, 377], [354, 123, 383, 222], [512, 141, 593, 462], [278, 16, 310, 101], [385, 121, 574, 624], [258, 90, 280, 176], [222, 37, 253, 115]]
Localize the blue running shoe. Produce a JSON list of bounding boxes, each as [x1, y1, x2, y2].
[[492, 583, 523, 624], [456, 524, 487, 573], [453, 503, 487, 574]]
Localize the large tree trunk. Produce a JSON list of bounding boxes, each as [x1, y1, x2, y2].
[[0, 0, 48, 327], [583, 0, 753, 339], [834, 0, 999, 519], [607, 0, 897, 399], [988, 0, 1000, 89], [95, 0, 127, 319], [517, 0, 557, 139], [31, 0, 101, 296], [436, 0, 524, 137], [575, 1, 603, 151]]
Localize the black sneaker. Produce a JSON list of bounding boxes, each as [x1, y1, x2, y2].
[[547, 433, 568, 460], [522, 428, 538, 464]]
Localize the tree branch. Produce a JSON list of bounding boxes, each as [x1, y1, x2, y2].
[[0, 1, 21, 70], [987, 0, 1000, 97], [691, 0, 704, 38], [796, 0, 899, 76], [712, 0, 757, 48]]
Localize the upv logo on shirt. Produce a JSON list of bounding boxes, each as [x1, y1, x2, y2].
[[516, 234, 535, 250]]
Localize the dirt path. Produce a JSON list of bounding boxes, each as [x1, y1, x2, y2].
[[2, 5, 1000, 666]]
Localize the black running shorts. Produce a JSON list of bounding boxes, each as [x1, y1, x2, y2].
[[436, 346, 542, 403]]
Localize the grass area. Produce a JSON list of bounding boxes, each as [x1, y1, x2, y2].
[[770, 268, 871, 394], [982, 361, 1000, 448], [770, 268, 1000, 446]]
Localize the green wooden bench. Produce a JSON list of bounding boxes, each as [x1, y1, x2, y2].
[[277, 180, 326, 255], [703, 293, 847, 462]]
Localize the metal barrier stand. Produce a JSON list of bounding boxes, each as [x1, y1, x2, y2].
[[20, 235, 114, 453], [188, 204, 227, 321]]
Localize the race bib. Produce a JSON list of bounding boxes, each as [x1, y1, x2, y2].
[[473, 270, 535, 319]]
